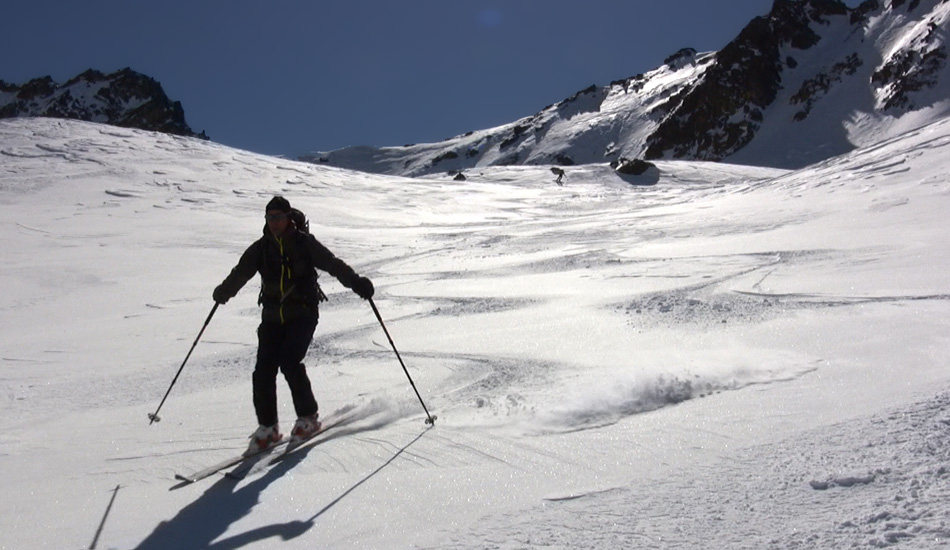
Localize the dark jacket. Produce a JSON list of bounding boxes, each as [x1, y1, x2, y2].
[[216, 226, 360, 324]]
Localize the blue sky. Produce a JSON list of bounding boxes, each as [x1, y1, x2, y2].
[[6, 1, 808, 157]]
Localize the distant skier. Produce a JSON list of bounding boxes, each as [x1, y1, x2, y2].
[[551, 167, 565, 185], [212, 195, 375, 453]]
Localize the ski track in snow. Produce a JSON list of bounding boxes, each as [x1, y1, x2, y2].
[[432, 390, 950, 549]]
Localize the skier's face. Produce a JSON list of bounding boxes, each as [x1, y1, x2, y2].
[[266, 209, 291, 237]]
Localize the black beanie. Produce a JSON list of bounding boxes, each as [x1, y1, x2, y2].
[[266, 196, 291, 213]]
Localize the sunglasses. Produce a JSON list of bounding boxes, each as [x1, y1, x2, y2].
[[265, 213, 289, 221]]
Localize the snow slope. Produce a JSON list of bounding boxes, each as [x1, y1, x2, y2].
[[1, 117, 949, 549]]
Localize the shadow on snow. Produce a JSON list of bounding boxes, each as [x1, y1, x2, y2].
[[134, 426, 430, 549]]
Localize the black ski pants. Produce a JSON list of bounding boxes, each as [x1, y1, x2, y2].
[[253, 314, 319, 428]]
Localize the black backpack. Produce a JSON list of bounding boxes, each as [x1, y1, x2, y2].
[[289, 208, 328, 302], [288, 207, 309, 234]]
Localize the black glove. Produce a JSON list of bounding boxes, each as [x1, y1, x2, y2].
[[352, 276, 374, 300], [213, 284, 230, 305]]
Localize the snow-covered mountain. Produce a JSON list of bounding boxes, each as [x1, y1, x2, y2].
[[304, 0, 950, 175], [0, 67, 206, 139]]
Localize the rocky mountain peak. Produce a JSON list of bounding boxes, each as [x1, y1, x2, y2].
[[305, 0, 950, 175], [0, 68, 206, 139]]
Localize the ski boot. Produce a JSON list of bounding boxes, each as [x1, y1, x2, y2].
[[246, 424, 281, 455], [290, 414, 321, 444]]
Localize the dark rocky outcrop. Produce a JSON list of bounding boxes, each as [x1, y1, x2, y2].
[[644, 0, 850, 161], [0, 68, 206, 139]]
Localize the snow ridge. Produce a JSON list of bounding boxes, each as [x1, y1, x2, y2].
[[306, 0, 950, 175]]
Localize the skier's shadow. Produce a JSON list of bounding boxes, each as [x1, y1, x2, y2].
[[134, 425, 429, 550]]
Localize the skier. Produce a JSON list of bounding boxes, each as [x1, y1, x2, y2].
[[212, 196, 375, 453]]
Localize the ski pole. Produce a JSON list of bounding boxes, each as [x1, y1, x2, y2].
[[368, 298, 437, 425], [148, 302, 219, 424]]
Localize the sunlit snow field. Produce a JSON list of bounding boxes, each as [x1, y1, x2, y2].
[[1, 118, 948, 549]]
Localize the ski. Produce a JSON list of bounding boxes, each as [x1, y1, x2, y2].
[[172, 407, 364, 487], [226, 411, 358, 480], [173, 437, 288, 485]]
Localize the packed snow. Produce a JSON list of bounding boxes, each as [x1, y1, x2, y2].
[[1, 117, 948, 549]]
